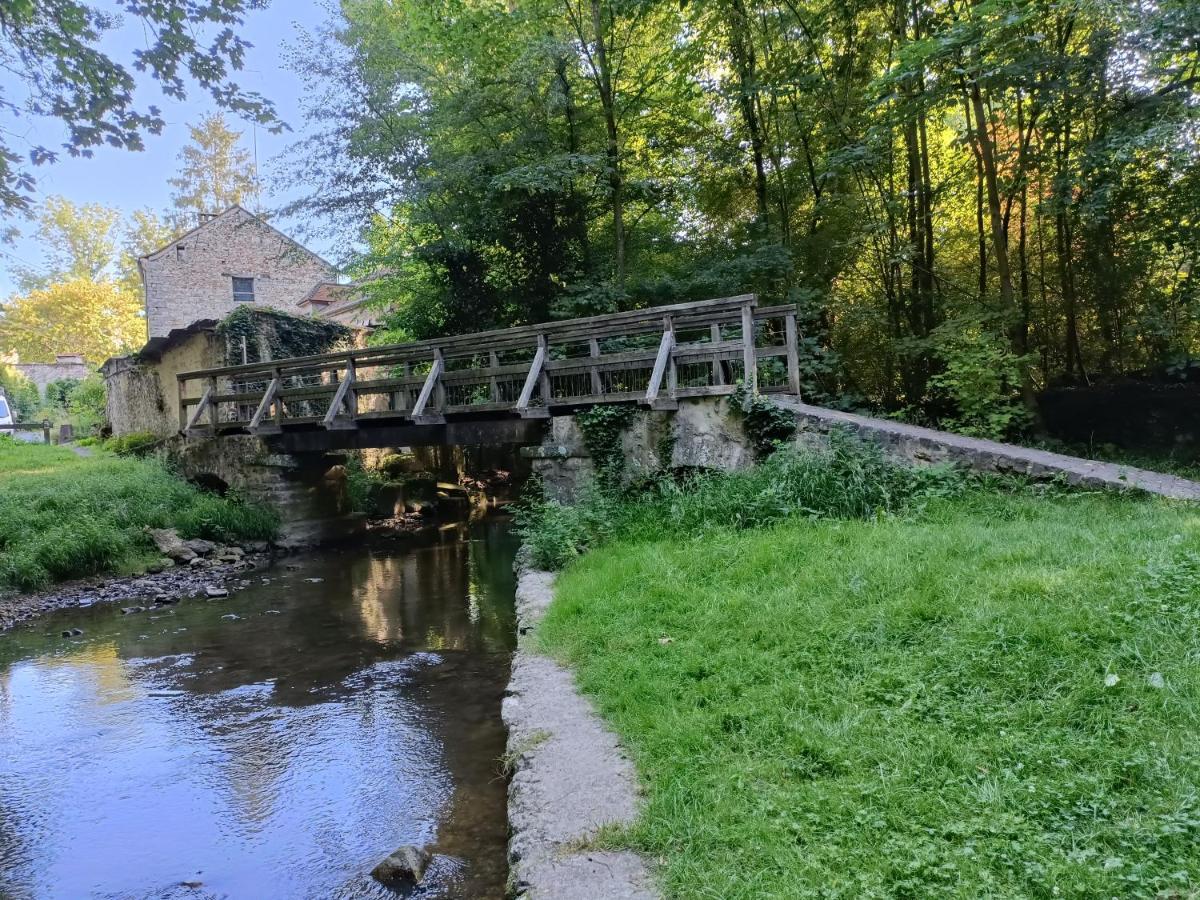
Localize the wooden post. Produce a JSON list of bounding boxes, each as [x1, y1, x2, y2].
[[207, 376, 218, 428], [665, 314, 677, 398], [710, 323, 724, 386], [589, 338, 603, 396], [345, 357, 358, 420], [489, 351, 500, 402], [537, 334, 552, 403], [741, 302, 757, 393], [178, 379, 189, 433], [42, 420, 50, 444], [273, 368, 284, 428], [784, 312, 801, 396]]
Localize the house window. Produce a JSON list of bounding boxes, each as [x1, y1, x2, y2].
[[232, 276, 255, 303]]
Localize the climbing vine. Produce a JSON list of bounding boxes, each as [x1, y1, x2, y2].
[[576, 403, 636, 489], [216, 307, 352, 365], [731, 384, 797, 458]]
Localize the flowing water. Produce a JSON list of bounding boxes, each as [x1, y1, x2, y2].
[[0, 520, 519, 900]]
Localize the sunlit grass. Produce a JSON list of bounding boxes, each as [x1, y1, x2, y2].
[[539, 488, 1200, 898], [0, 439, 277, 591]]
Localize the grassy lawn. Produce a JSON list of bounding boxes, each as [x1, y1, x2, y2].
[[538, 488, 1200, 898], [0, 439, 276, 591]]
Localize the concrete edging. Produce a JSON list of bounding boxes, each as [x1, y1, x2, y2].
[[502, 559, 659, 900]]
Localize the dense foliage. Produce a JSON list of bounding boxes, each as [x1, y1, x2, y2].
[[0, 439, 277, 591], [288, 0, 1199, 437]]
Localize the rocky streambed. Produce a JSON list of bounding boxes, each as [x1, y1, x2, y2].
[[0, 531, 271, 633]]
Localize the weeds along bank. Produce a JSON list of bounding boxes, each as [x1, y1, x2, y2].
[[516, 432, 1200, 898], [0, 438, 276, 592]]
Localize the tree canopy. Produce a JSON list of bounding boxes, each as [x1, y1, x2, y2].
[[0, 0, 280, 215], [287, 0, 1200, 437]]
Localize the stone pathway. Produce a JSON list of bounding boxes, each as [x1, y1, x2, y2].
[[774, 398, 1200, 501], [503, 566, 659, 900]]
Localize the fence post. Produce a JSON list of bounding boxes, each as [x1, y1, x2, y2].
[[741, 302, 758, 393], [42, 420, 50, 444], [785, 312, 801, 396]]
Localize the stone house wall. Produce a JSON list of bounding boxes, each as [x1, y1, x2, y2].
[[141, 207, 337, 338]]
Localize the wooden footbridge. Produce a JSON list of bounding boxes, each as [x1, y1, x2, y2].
[[177, 294, 801, 452]]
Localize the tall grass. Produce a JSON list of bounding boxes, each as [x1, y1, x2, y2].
[[0, 439, 277, 591], [517, 431, 973, 570]]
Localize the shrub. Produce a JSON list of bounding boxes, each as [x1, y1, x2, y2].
[[517, 430, 969, 570], [67, 374, 107, 435], [104, 430, 162, 457]]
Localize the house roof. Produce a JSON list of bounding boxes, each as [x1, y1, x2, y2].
[[138, 205, 338, 273], [297, 281, 355, 307]]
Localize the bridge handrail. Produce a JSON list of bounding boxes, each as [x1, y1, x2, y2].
[[176, 294, 802, 436]]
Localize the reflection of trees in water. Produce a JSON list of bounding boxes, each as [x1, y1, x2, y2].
[[0, 520, 520, 897]]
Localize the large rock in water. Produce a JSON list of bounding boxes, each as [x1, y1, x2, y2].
[[147, 528, 197, 562], [370, 845, 431, 887]]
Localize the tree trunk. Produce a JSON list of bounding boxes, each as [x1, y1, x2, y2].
[[590, 0, 625, 290], [726, 0, 769, 230]]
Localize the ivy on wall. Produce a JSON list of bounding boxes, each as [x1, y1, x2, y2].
[[576, 403, 637, 489], [731, 384, 798, 458], [216, 307, 352, 366]]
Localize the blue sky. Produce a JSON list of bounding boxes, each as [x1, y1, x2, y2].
[[0, 2, 341, 296]]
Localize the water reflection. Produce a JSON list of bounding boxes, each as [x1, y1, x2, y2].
[[0, 520, 518, 899]]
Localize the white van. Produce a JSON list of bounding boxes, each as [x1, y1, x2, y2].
[[0, 390, 12, 428]]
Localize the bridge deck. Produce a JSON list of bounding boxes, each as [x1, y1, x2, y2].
[[177, 294, 800, 443]]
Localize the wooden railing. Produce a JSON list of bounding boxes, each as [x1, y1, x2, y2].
[[0, 421, 52, 443], [176, 294, 800, 437]]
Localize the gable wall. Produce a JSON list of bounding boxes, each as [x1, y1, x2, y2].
[[142, 209, 337, 338]]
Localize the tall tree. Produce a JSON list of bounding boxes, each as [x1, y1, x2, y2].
[[169, 113, 260, 221], [0, 279, 144, 364], [13, 196, 122, 290]]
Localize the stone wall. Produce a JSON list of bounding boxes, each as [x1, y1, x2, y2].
[[103, 328, 221, 438], [142, 207, 337, 338], [526, 396, 1200, 502], [15, 357, 92, 399]]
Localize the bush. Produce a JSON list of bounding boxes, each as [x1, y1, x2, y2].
[[67, 374, 106, 436], [517, 431, 969, 570], [104, 430, 162, 457]]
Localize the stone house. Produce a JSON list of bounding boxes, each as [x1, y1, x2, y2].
[[139, 205, 361, 338]]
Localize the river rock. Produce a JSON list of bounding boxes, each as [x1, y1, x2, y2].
[[146, 528, 197, 563], [204, 586, 229, 599], [60, 628, 83, 638], [183, 538, 217, 556], [370, 845, 431, 887]]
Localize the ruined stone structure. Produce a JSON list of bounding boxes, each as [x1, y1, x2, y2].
[[139, 206, 341, 338], [14, 354, 91, 398]]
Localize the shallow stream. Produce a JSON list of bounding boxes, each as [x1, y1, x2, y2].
[[0, 520, 518, 899]]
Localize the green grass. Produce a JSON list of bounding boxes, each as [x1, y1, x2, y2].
[[538, 484, 1200, 897], [0, 439, 277, 591]]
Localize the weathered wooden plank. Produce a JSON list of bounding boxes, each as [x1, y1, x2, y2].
[[184, 385, 214, 433], [515, 338, 547, 414], [248, 376, 280, 432], [410, 350, 444, 419], [644, 325, 676, 404], [322, 374, 354, 428]]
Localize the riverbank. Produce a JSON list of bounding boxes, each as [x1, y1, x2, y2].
[[503, 556, 658, 899], [521, 440, 1200, 897], [0, 439, 276, 592]]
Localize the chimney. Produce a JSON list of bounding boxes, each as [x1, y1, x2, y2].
[[198, 212, 217, 224]]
